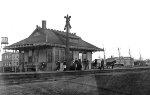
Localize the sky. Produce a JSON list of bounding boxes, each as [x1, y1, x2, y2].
[[0, 0, 150, 60]]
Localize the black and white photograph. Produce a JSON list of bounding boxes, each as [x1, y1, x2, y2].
[[0, 0, 150, 95]]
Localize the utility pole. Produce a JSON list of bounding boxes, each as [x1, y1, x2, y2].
[[64, 14, 71, 70], [129, 48, 132, 66], [118, 48, 121, 64], [103, 48, 106, 65], [102, 44, 106, 65], [103, 48, 106, 60], [139, 52, 142, 61], [129, 49, 131, 58]]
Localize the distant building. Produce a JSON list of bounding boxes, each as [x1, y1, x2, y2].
[[5, 20, 103, 72], [2, 52, 19, 72], [115, 57, 134, 66], [2, 52, 12, 67], [134, 60, 146, 66], [146, 59, 150, 65], [106, 56, 134, 66], [0, 37, 9, 61]]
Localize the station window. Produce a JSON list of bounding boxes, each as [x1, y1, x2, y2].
[[55, 48, 65, 63], [28, 50, 33, 62], [47, 49, 52, 63], [28, 56, 32, 62]]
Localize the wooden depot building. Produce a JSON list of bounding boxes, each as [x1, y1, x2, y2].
[[5, 20, 103, 72]]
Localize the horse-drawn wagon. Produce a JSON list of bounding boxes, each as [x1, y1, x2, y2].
[[106, 58, 116, 69]]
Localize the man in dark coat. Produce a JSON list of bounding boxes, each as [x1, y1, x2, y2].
[[101, 59, 104, 70], [84, 59, 89, 70], [78, 59, 82, 70], [74, 58, 79, 70]]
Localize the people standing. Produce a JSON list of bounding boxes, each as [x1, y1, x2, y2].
[[83, 59, 86, 70], [63, 60, 66, 71], [84, 59, 89, 70], [78, 59, 82, 70], [101, 59, 104, 70], [94, 59, 98, 69], [56, 61, 60, 71], [74, 58, 78, 70]]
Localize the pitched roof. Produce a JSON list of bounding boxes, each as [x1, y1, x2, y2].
[[6, 26, 103, 51]]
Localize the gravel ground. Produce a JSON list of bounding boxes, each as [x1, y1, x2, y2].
[[0, 75, 99, 95], [1, 70, 150, 95]]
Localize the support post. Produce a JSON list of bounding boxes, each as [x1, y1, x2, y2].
[[52, 47, 56, 71], [2, 66, 4, 72], [15, 66, 16, 72]]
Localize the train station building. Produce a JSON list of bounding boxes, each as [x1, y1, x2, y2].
[[5, 20, 103, 72]]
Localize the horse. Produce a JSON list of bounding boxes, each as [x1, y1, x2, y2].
[[106, 60, 116, 69]]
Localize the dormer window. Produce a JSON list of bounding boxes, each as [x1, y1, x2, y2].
[[33, 32, 40, 37], [69, 38, 79, 43]]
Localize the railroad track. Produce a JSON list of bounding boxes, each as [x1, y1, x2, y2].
[[1, 67, 149, 95], [0, 66, 150, 86]]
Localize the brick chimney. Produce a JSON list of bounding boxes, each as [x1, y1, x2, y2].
[[42, 20, 46, 29]]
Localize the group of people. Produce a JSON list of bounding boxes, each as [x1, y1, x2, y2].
[[56, 60, 66, 71], [56, 58, 116, 71], [82, 59, 90, 70], [56, 58, 90, 71], [93, 59, 104, 70], [70, 58, 90, 70], [70, 58, 82, 70], [100, 59, 104, 70]]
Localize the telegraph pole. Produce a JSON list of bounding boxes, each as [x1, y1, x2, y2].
[[118, 47, 121, 64], [102, 44, 106, 65], [139, 52, 142, 61], [129, 49, 131, 58], [103, 48, 106, 65], [129, 48, 132, 66], [64, 14, 71, 70]]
